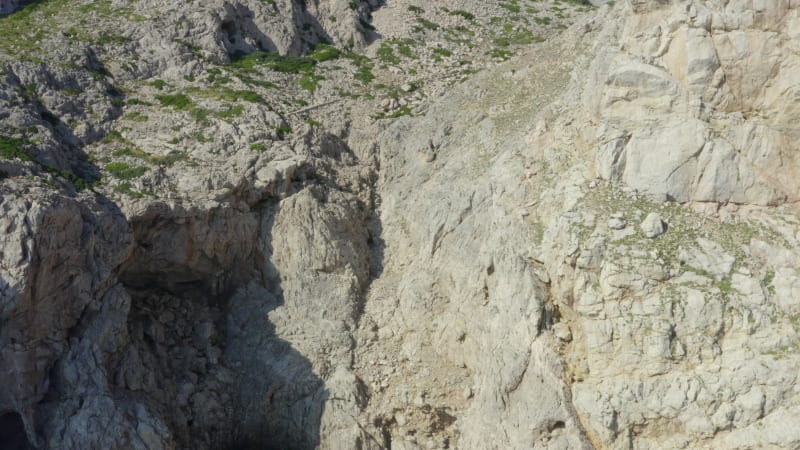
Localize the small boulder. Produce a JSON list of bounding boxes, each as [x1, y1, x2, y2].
[[640, 212, 667, 238]]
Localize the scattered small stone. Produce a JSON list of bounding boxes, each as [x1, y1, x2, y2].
[[608, 213, 626, 230]]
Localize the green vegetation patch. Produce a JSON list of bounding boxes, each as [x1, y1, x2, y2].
[[374, 105, 412, 120], [309, 44, 341, 63], [432, 47, 453, 58], [415, 17, 440, 31], [299, 73, 324, 92], [157, 93, 193, 110], [560, 0, 593, 7], [343, 51, 375, 84], [378, 38, 417, 65], [444, 25, 476, 47], [189, 107, 210, 124], [215, 104, 245, 119], [124, 112, 149, 122], [43, 164, 96, 190], [449, 9, 475, 21], [125, 98, 154, 107], [105, 162, 146, 179], [0, 135, 31, 161], [499, 2, 521, 13], [217, 88, 264, 103], [377, 43, 400, 65], [114, 181, 147, 198], [583, 185, 787, 268], [112, 147, 149, 159], [250, 143, 267, 152], [487, 48, 513, 60]]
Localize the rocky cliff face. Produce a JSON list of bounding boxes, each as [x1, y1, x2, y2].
[[593, 0, 800, 205], [1, 0, 800, 449]]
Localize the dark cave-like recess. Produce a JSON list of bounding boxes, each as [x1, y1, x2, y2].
[[0, 412, 32, 450]]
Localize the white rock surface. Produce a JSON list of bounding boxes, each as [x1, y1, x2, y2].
[[640, 212, 667, 238]]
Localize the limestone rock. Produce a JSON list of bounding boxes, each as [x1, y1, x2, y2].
[[589, 1, 800, 206], [3, 1, 800, 450], [678, 238, 736, 281], [608, 212, 626, 230], [553, 323, 573, 342], [0, 182, 133, 448], [640, 212, 667, 238]]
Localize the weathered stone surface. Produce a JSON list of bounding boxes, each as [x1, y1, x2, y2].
[[608, 212, 627, 230], [678, 238, 736, 281], [0, 182, 133, 447], [640, 212, 667, 238], [590, 1, 800, 206], [3, 1, 800, 450]]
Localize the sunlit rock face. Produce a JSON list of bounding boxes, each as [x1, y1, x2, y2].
[[592, 0, 800, 206]]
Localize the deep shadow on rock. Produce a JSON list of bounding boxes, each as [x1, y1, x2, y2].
[[99, 199, 328, 449], [0, 410, 33, 450], [0, 190, 332, 450]]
